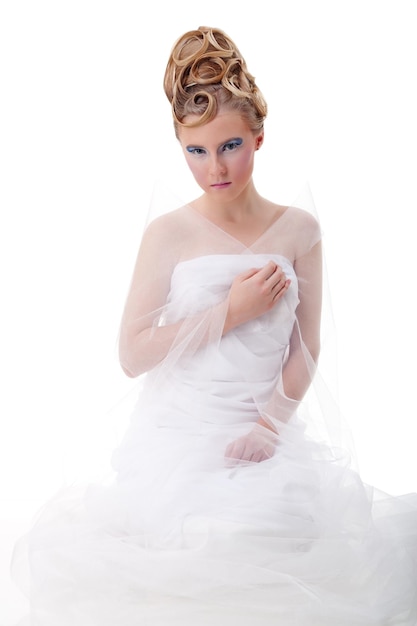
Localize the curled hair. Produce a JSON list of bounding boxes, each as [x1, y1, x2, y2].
[[164, 26, 267, 136]]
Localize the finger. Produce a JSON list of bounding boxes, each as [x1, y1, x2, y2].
[[269, 273, 286, 292], [255, 261, 278, 281], [224, 442, 232, 458], [253, 444, 275, 463], [265, 267, 288, 291], [238, 267, 262, 281], [272, 279, 291, 300], [225, 439, 244, 461], [225, 442, 237, 459], [251, 449, 265, 463], [239, 439, 256, 462], [275, 275, 290, 291]]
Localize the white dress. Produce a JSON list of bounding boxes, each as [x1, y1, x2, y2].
[[11, 205, 417, 625]]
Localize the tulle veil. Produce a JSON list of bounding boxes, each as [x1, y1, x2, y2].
[[9, 180, 417, 626]]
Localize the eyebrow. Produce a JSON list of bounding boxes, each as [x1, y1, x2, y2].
[[185, 137, 243, 151]]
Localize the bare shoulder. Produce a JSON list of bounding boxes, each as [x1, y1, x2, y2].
[[263, 199, 318, 228], [285, 205, 320, 228], [144, 205, 188, 229], [266, 199, 320, 234], [285, 206, 322, 258], [142, 205, 193, 242]]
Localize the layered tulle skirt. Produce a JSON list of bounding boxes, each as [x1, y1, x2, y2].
[[12, 382, 417, 625], [11, 252, 417, 624]]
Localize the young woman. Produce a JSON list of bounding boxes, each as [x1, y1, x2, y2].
[[12, 26, 417, 626]]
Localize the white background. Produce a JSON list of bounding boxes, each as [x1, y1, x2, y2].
[[1, 1, 416, 622]]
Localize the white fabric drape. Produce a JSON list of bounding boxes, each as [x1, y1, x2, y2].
[[11, 186, 417, 625]]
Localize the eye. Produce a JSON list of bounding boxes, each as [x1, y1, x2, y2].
[[186, 147, 206, 156], [222, 138, 243, 152]]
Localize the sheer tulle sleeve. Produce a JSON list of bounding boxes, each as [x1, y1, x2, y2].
[[118, 215, 183, 377], [118, 207, 233, 379], [260, 237, 322, 428]]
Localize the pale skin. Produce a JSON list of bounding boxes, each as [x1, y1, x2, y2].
[[119, 107, 322, 464], [178, 110, 292, 338]]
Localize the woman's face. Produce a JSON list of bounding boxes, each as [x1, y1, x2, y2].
[[178, 109, 263, 201]]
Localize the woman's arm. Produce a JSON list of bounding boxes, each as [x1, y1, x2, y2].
[[264, 239, 323, 420], [120, 264, 291, 378], [225, 240, 323, 463], [118, 218, 177, 377], [119, 218, 292, 379]]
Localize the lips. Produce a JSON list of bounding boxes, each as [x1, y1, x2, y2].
[[211, 182, 231, 189]]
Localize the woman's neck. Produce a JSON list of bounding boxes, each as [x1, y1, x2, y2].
[[193, 181, 263, 224]]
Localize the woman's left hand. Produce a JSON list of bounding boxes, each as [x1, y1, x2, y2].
[[225, 422, 278, 466]]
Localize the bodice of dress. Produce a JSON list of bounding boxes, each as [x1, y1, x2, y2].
[[167, 253, 298, 335], [145, 254, 299, 425]]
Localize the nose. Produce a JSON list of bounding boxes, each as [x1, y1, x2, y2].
[[209, 154, 226, 177]]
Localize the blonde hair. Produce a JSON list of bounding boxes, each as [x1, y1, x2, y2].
[[163, 26, 267, 137]]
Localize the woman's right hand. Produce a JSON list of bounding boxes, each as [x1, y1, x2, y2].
[[224, 261, 290, 332]]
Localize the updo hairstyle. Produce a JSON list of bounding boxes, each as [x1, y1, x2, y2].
[[163, 26, 267, 137]]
